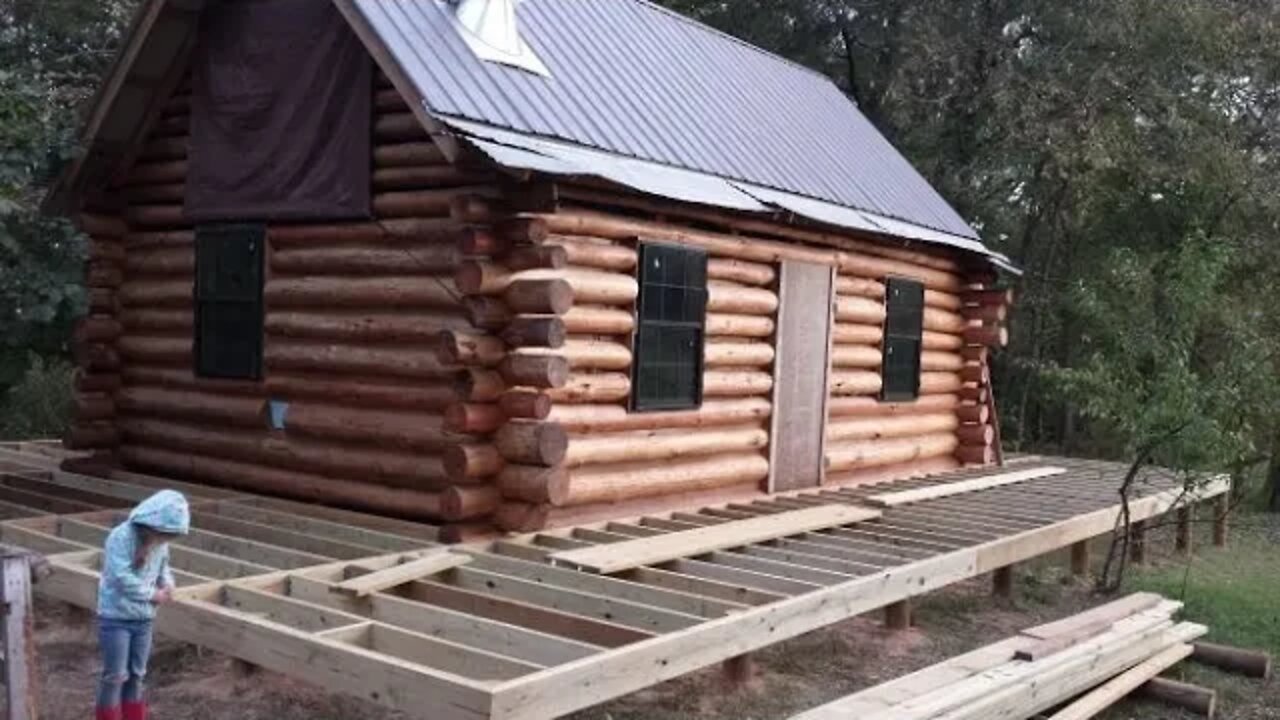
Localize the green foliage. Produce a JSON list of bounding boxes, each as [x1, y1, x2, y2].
[[0, 353, 73, 439]]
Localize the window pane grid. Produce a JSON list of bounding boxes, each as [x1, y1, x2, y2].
[[881, 277, 924, 402], [195, 224, 265, 380], [632, 242, 707, 412]]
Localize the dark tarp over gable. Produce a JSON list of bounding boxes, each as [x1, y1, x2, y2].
[[185, 0, 372, 222]]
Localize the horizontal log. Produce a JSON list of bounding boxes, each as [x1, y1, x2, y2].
[[119, 417, 452, 489], [545, 372, 631, 403], [125, 230, 194, 249], [495, 218, 550, 246], [836, 251, 962, 292], [956, 404, 990, 424], [126, 204, 187, 229], [117, 386, 265, 427], [703, 340, 774, 368], [923, 307, 967, 334], [74, 343, 120, 372], [517, 341, 632, 371], [124, 246, 192, 275], [1191, 641, 1272, 678], [963, 288, 1015, 307], [547, 235, 636, 271], [121, 366, 261, 396], [375, 88, 407, 111], [443, 444, 505, 480], [505, 279, 574, 315], [456, 369, 506, 403], [88, 238, 127, 263], [563, 305, 635, 335], [923, 330, 964, 351], [959, 386, 989, 404], [78, 213, 128, 237], [495, 502, 549, 533], [830, 370, 883, 397], [831, 344, 881, 369], [138, 137, 188, 163], [117, 335, 190, 365], [451, 195, 501, 224], [374, 187, 498, 218], [266, 311, 468, 343], [548, 397, 771, 432], [74, 371, 122, 394], [499, 354, 570, 389], [502, 245, 568, 272], [264, 374, 455, 411], [86, 262, 124, 289], [956, 423, 995, 445], [825, 433, 960, 472], [826, 394, 959, 418], [285, 403, 456, 451], [1138, 677, 1216, 716], [126, 160, 186, 186], [706, 313, 774, 338], [501, 316, 566, 348], [126, 181, 184, 204], [835, 295, 886, 324], [271, 245, 460, 275], [74, 393, 115, 421], [498, 391, 553, 420], [959, 363, 986, 384], [374, 142, 448, 168], [707, 281, 777, 315], [374, 112, 428, 142], [563, 452, 770, 506], [921, 350, 964, 372], [457, 263, 638, 306], [498, 465, 570, 505], [836, 276, 885, 299], [76, 316, 123, 343], [703, 371, 773, 397], [495, 421, 569, 466], [965, 324, 1009, 348], [464, 296, 512, 329], [965, 304, 1008, 323], [64, 423, 121, 450], [925, 289, 963, 312], [267, 220, 462, 246], [265, 277, 461, 309], [266, 342, 457, 380], [119, 279, 193, 307], [438, 330, 506, 366], [827, 414, 959, 442], [440, 485, 502, 521], [920, 372, 963, 394], [961, 346, 990, 363], [88, 288, 119, 314], [564, 425, 768, 468], [373, 165, 492, 191], [956, 444, 995, 465], [833, 323, 883, 345], [443, 403, 505, 434], [120, 445, 443, 520], [707, 258, 775, 286]]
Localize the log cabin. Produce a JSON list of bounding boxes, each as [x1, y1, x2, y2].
[[48, 0, 1018, 538]]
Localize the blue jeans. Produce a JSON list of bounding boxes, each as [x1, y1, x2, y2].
[[97, 618, 154, 708]]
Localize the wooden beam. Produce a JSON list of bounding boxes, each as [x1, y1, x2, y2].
[[1044, 643, 1194, 720], [332, 551, 472, 597], [549, 505, 882, 573], [863, 466, 1068, 507]]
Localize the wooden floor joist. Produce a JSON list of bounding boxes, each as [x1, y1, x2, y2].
[[0, 446, 1231, 720]]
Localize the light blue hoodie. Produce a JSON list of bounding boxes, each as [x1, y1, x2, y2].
[[97, 490, 190, 621]]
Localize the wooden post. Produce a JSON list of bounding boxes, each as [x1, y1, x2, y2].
[[1, 551, 37, 720], [993, 565, 1014, 598], [1070, 539, 1091, 578], [721, 654, 756, 687], [884, 600, 911, 630], [1129, 519, 1147, 565], [1191, 641, 1272, 679], [1176, 507, 1193, 556], [1139, 677, 1216, 717], [1212, 496, 1228, 547]]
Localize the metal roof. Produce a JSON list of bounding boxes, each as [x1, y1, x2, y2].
[[350, 0, 984, 245]]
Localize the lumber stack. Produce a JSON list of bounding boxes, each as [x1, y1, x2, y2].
[[792, 593, 1217, 720], [100, 71, 500, 523]]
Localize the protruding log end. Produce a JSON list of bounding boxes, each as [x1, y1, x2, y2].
[[501, 316, 567, 349], [503, 245, 567, 272], [955, 404, 990, 424], [451, 194, 498, 224], [444, 403, 506, 434], [497, 465, 570, 505], [498, 391, 553, 420], [500, 354, 570, 389], [955, 444, 994, 465], [458, 227, 507, 257], [964, 324, 1009, 348], [495, 501, 549, 533], [1191, 641, 1272, 679], [1139, 677, 1216, 718], [440, 485, 502, 521], [495, 217, 549, 246], [505, 278, 573, 315], [438, 330, 505, 366], [956, 423, 995, 445], [464, 296, 513, 330], [443, 443, 506, 480], [495, 421, 568, 466], [455, 369, 507, 402]]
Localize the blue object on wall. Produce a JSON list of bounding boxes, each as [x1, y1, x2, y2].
[[268, 400, 289, 430]]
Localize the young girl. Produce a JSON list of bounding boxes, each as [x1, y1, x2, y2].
[[96, 490, 189, 720]]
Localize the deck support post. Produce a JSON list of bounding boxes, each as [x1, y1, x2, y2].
[[992, 565, 1014, 598], [1175, 507, 1193, 556], [1070, 539, 1091, 578], [1212, 496, 1229, 547], [722, 654, 756, 687], [1129, 519, 1147, 565], [884, 600, 912, 631]]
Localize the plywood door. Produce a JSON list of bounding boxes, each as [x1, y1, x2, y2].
[[768, 260, 836, 492]]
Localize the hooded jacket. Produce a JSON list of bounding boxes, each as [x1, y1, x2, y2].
[[97, 490, 190, 621]]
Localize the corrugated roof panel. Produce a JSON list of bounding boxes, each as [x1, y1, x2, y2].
[[349, 0, 983, 244]]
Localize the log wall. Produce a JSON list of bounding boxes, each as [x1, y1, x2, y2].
[[64, 71, 505, 533]]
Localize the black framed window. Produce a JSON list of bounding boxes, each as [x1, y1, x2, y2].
[[881, 277, 925, 402], [631, 242, 708, 411], [194, 223, 265, 380]]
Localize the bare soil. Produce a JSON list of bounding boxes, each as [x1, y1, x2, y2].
[[33, 522, 1278, 720]]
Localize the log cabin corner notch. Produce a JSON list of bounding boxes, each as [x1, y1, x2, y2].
[[50, 0, 1019, 535]]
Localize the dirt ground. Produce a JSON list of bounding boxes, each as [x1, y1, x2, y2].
[[32, 520, 1279, 720]]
